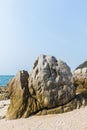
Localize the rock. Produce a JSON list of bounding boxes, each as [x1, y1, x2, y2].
[[7, 55, 76, 119], [82, 68, 87, 74], [36, 91, 87, 115], [7, 70, 42, 119], [6, 70, 30, 119], [73, 67, 87, 93], [29, 55, 75, 109], [0, 87, 9, 101], [76, 61, 87, 69], [74, 69, 82, 75]]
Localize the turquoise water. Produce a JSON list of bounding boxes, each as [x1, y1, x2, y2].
[[0, 75, 14, 86]]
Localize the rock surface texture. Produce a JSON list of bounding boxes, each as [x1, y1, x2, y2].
[[6, 70, 30, 119], [29, 55, 75, 108], [0, 87, 9, 101], [73, 68, 87, 93], [7, 55, 77, 119]]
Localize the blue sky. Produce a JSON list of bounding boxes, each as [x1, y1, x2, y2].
[[0, 0, 87, 74]]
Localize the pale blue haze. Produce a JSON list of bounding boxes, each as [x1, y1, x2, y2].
[[0, 0, 87, 74]]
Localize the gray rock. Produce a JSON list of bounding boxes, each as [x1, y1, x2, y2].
[[29, 55, 76, 108]]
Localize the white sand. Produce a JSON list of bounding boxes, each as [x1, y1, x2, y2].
[[0, 100, 87, 130], [0, 100, 10, 118]]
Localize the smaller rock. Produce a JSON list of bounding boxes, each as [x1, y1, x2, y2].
[[73, 66, 87, 93], [0, 87, 9, 101], [82, 68, 87, 75], [6, 70, 30, 119], [74, 69, 82, 75]]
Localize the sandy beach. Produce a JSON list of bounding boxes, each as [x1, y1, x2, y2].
[[0, 100, 87, 130]]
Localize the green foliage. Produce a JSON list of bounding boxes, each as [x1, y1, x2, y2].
[[76, 61, 87, 69]]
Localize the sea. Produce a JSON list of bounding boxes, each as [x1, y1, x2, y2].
[[0, 75, 14, 87]]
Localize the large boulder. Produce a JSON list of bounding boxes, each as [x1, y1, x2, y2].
[[7, 55, 76, 119], [73, 61, 87, 93], [29, 55, 75, 108]]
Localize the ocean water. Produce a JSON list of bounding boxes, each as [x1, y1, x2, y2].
[[0, 75, 14, 86]]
